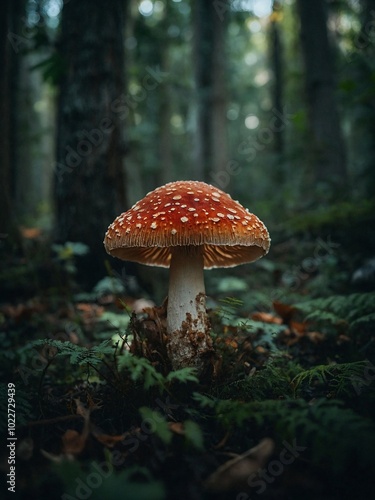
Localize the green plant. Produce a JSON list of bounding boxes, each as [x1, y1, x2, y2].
[[292, 361, 369, 397], [294, 291, 375, 333]]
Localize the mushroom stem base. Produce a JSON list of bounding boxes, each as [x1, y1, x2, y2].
[[167, 246, 213, 372]]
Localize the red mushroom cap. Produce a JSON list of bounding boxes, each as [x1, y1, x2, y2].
[[104, 180, 270, 269]]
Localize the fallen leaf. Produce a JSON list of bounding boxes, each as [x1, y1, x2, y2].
[[273, 301, 296, 323], [169, 422, 185, 435], [251, 312, 282, 324], [62, 429, 87, 455], [204, 438, 275, 492], [92, 430, 126, 448]]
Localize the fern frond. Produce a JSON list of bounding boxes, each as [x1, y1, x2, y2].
[[294, 292, 375, 332], [292, 361, 368, 397], [30, 339, 114, 367]]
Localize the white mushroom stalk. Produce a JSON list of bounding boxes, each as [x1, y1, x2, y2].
[[167, 245, 212, 371]]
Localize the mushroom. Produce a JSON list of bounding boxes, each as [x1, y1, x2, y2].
[[104, 180, 270, 373]]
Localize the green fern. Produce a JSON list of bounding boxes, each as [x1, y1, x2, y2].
[[30, 339, 114, 366], [138, 407, 173, 444], [118, 351, 165, 389], [292, 361, 369, 397], [216, 363, 294, 401], [294, 291, 375, 332], [193, 394, 375, 473], [118, 352, 199, 390]]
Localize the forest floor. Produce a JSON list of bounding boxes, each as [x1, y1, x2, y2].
[[0, 231, 375, 500]]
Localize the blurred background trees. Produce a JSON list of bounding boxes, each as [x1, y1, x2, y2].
[[1, 0, 375, 291]]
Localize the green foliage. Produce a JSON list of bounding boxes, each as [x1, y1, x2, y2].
[[52, 241, 90, 274], [31, 339, 114, 367], [216, 362, 294, 401], [119, 352, 198, 390], [118, 351, 165, 389], [193, 395, 375, 473], [165, 367, 199, 385], [29, 338, 199, 391], [139, 407, 173, 445], [57, 462, 166, 500], [289, 199, 375, 231], [294, 291, 375, 332], [183, 420, 204, 450], [292, 361, 369, 397]]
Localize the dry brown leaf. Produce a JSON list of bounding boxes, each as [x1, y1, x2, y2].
[[306, 331, 325, 343], [273, 301, 296, 323], [92, 430, 126, 448], [20, 226, 42, 239], [204, 438, 275, 492], [61, 429, 87, 455], [251, 312, 282, 324], [169, 422, 185, 435]]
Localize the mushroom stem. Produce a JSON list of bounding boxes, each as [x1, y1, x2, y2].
[[167, 245, 212, 372]]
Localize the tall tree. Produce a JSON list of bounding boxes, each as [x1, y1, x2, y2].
[[192, 0, 229, 181], [55, 0, 127, 285], [268, 0, 285, 192], [297, 0, 347, 195], [0, 0, 24, 246], [357, 0, 375, 196]]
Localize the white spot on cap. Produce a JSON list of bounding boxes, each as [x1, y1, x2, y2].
[[194, 198, 200, 202], [180, 216, 189, 223], [173, 195, 182, 200], [227, 214, 234, 220], [217, 213, 225, 218], [151, 222, 157, 229], [188, 207, 196, 212], [136, 223, 142, 228], [171, 228, 177, 235]]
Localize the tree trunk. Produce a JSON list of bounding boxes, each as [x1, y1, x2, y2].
[[55, 0, 127, 286], [269, 1, 284, 190], [0, 0, 23, 246], [358, 0, 375, 197], [193, 0, 228, 182], [297, 0, 347, 194]]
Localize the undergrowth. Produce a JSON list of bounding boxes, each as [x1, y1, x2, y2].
[[1, 287, 374, 500]]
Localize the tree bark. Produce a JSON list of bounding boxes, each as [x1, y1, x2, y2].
[[297, 0, 347, 193], [193, 0, 229, 182], [55, 0, 127, 285], [0, 0, 23, 246], [269, 1, 285, 192]]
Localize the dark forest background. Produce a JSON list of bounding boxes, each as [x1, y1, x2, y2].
[[1, 1, 375, 499]]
